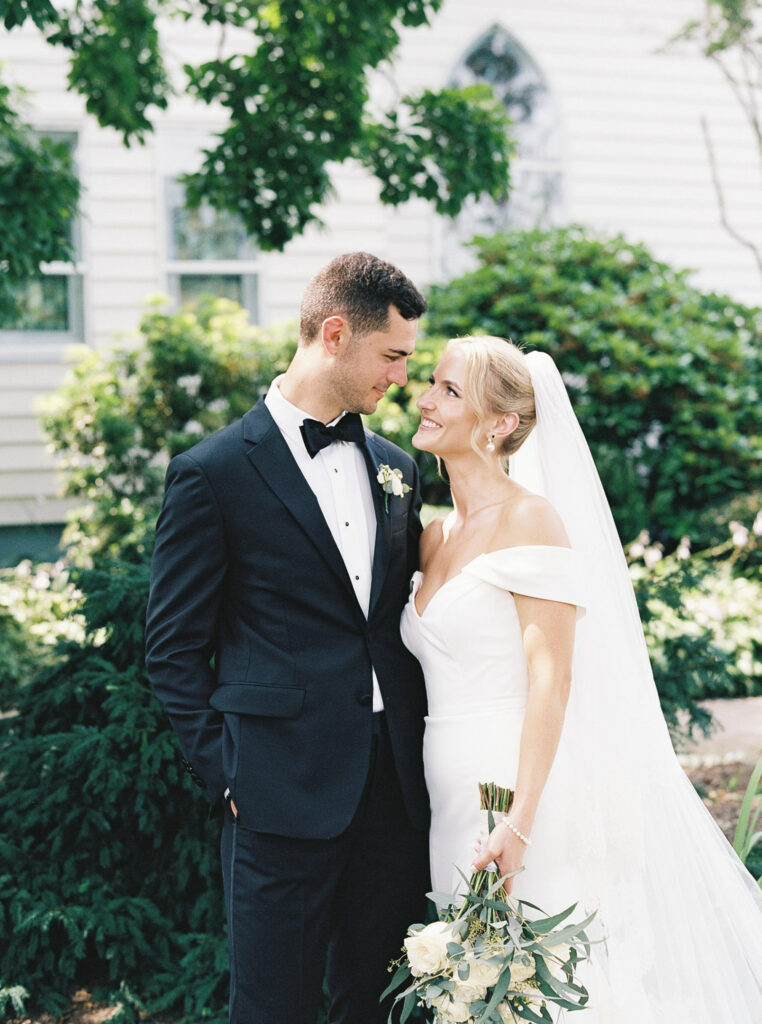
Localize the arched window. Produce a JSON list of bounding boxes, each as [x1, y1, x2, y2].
[[441, 25, 564, 277]]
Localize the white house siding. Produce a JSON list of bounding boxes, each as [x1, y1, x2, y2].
[[1, 0, 760, 531]]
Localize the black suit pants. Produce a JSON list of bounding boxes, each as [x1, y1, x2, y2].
[[220, 716, 430, 1024]]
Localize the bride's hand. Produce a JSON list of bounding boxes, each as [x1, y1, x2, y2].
[[471, 822, 527, 894]]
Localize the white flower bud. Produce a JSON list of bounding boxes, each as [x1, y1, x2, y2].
[[729, 520, 749, 548]]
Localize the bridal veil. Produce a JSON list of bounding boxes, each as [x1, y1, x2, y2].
[[508, 351, 762, 1023]]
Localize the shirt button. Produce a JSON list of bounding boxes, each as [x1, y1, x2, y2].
[[354, 575, 360, 581], [345, 522, 350, 527]]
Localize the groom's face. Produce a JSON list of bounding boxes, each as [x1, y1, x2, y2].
[[333, 305, 418, 415]]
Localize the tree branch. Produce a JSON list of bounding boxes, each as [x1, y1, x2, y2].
[[701, 114, 762, 279]]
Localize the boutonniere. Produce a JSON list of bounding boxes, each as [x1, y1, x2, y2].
[[376, 463, 411, 513]]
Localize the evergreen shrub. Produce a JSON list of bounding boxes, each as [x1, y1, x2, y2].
[[0, 560, 228, 1021]]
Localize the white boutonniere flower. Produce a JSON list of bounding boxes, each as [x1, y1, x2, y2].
[[376, 463, 411, 512]]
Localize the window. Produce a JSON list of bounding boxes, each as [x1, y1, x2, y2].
[[441, 25, 564, 278], [0, 132, 84, 342], [165, 178, 260, 320]]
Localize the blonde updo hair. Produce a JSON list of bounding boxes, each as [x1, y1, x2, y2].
[[447, 336, 536, 461]]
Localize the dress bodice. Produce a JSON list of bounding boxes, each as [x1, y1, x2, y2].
[[401, 545, 587, 720]]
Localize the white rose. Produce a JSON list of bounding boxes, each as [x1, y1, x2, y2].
[[509, 953, 535, 984], [390, 471, 405, 496], [430, 993, 472, 1023], [443, 1000, 472, 1023], [463, 953, 501, 989], [452, 975, 487, 1006], [404, 921, 454, 976]]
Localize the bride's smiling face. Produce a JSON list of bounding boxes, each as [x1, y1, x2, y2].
[[412, 346, 479, 456]]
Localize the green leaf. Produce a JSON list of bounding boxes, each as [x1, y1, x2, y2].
[[524, 903, 578, 934], [475, 963, 512, 1023], [379, 963, 411, 1001]]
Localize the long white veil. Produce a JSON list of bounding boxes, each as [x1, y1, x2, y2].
[[509, 351, 762, 1023]]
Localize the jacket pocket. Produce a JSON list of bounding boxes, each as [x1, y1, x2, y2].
[[210, 682, 306, 718]]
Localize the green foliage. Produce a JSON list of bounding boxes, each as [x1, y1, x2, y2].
[[0, 77, 81, 322], [1, 0, 515, 259], [628, 533, 762, 742], [733, 753, 762, 883], [0, 560, 84, 708], [0, 986, 28, 1019], [0, 0, 57, 30], [423, 228, 762, 544], [672, 0, 760, 56], [0, 560, 229, 1019], [358, 86, 513, 216], [41, 297, 297, 560], [49, 0, 171, 145]]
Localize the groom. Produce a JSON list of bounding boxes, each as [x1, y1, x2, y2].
[[145, 252, 430, 1024]]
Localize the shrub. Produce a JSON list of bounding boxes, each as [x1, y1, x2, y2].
[[0, 560, 83, 709], [41, 296, 297, 561], [0, 559, 228, 1020], [629, 531, 762, 743], [421, 228, 762, 545]]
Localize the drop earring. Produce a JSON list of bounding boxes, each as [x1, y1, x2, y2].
[[486, 434, 496, 453]]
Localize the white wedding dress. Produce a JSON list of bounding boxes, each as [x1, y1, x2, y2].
[[401, 544, 588, 912], [400, 350, 762, 1023], [401, 547, 762, 1022]]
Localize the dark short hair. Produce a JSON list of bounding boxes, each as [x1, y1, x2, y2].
[[299, 251, 426, 344]]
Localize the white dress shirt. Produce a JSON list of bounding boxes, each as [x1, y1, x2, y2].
[[265, 376, 384, 711]]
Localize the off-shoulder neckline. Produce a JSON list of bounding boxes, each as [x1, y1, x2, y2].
[[412, 544, 575, 619]]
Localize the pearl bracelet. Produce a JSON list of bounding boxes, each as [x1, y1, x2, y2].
[[499, 818, 532, 846]]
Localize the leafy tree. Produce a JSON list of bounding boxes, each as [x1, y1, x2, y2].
[[42, 297, 297, 561], [0, 78, 80, 321], [0, 0, 513, 294], [419, 227, 762, 545]]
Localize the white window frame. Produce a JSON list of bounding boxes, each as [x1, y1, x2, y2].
[[160, 133, 261, 322]]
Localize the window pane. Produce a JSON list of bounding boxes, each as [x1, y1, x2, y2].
[[451, 26, 563, 163], [178, 274, 244, 306], [168, 180, 255, 261], [0, 276, 70, 330], [441, 26, 564, 279], [39, 132, 81, 257]]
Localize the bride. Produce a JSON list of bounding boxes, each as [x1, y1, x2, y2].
[[400, 336, 762, 1022]]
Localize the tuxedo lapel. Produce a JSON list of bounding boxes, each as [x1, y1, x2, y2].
[[362, 432, 392, 617], [242, 401, 359, 601]]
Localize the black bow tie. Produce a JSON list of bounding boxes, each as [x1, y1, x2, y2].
[[300, 413, 365, 459]]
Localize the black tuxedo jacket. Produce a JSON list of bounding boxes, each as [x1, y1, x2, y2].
[[145, 399, 429, 838]]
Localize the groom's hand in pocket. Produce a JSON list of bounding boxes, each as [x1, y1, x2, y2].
[[224, 787, 238, 819]]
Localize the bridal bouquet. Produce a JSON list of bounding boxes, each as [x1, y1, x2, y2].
[[384, 783, 595, 1024]]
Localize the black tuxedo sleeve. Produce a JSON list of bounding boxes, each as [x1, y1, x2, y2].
[[145, 452, 228, 804]]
